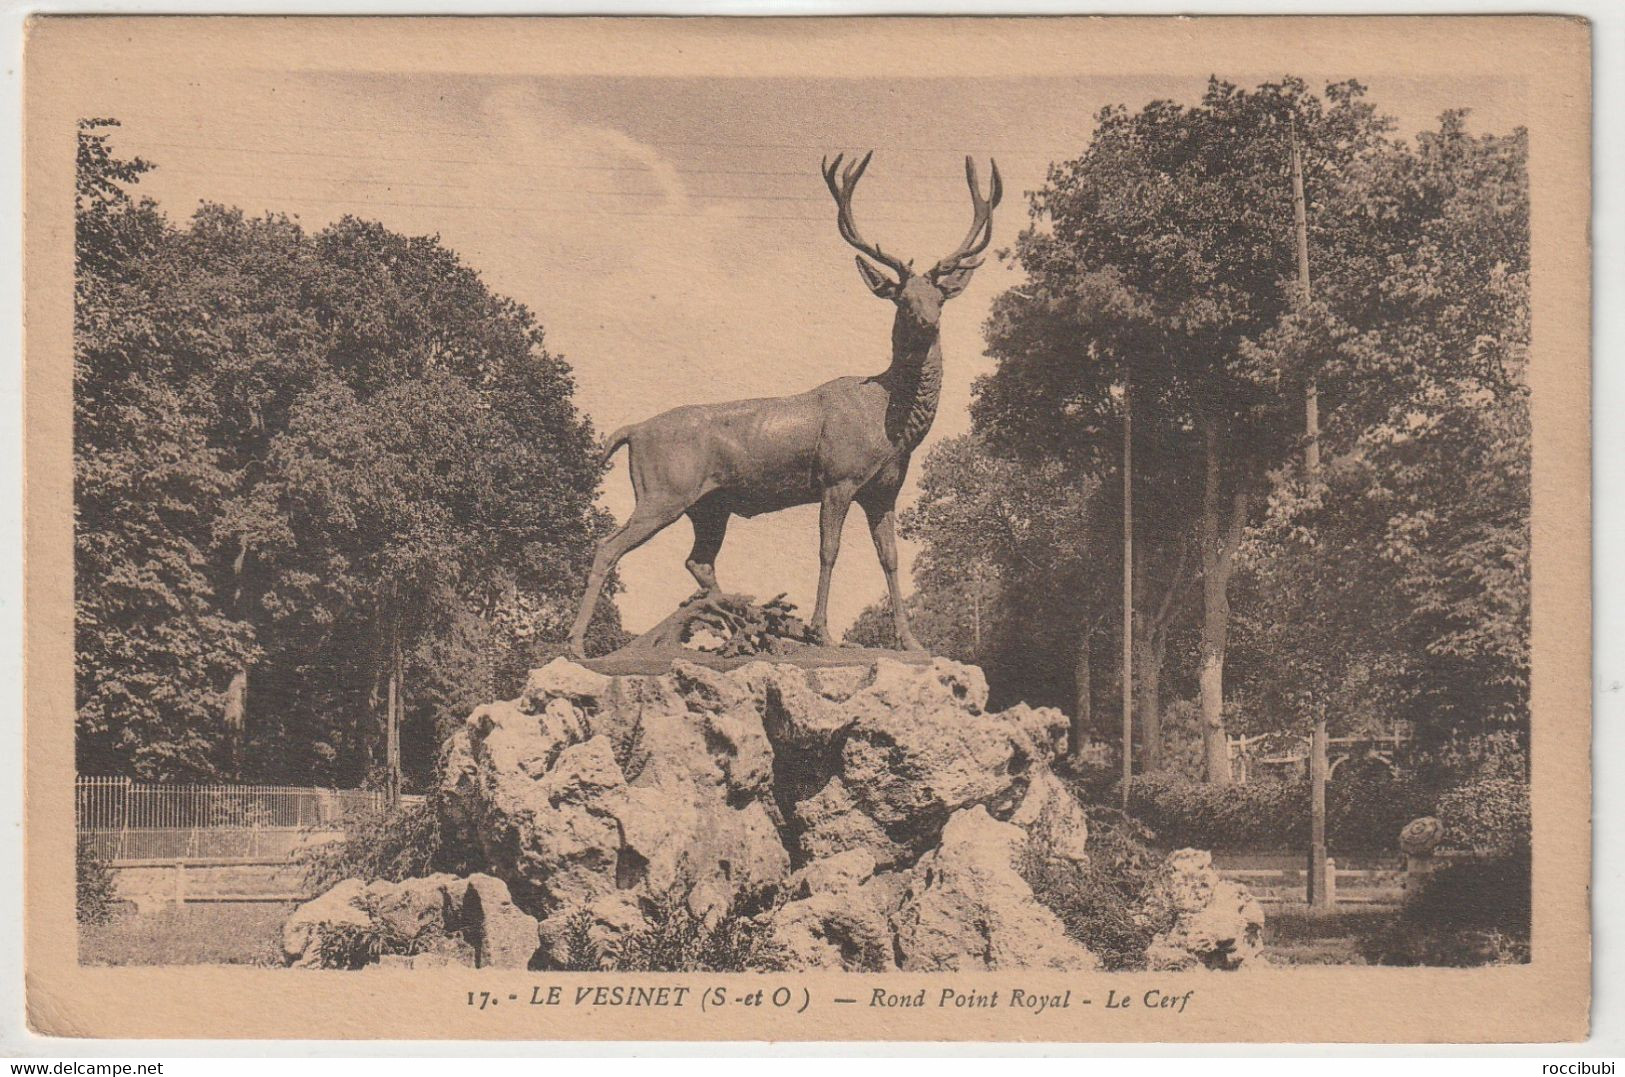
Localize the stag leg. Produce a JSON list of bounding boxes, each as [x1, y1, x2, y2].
[[684, 501, 729, 595], [810, 488, 854, 645], [567, 499, 687, 658], [863, 503, 925, 652]]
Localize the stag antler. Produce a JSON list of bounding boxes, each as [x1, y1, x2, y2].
[[822, 151, 911, 280], [931, 156, 1003, 278]]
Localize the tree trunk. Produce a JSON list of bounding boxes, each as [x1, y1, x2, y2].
[[223, 671, 248, 730], [1140, 536, 1190, 773], [1135, 630, 1165, 772], [1199, 571, 1232, 785], [1070, 628, 1092, 763], [971, 568, 982, 663], [387, 626, 403, 805], [224, 537, 250, 776], [1198, 421, 1247, 786], [363, 666, 382, 779]]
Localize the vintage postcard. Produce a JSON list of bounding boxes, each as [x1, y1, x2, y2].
[[23, 15, 1591, 1042]]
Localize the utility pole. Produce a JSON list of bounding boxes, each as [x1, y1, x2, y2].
[[1121, 374, 1134, 812], [1291, 114, 1331, 909]]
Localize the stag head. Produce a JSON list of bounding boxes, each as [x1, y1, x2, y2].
[[821, 151, 1003, 331]]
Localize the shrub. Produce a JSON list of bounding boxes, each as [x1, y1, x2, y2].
[[1415, 733, 1528, 785], [1436, 778, 1530, 854], [312, 920, 396, 970], [308, 892, 474, 970], [1121, 772, 1301, 851], [1362, 850, 1531, 966], [1410, 850, 1531, 936], [1109, 770, 1434, 853], [1019, 807, 1170, 970], [76, 836, 118, 925], [621, 885, 789, 973], [1326, 762, 1438, 852], [1152, 699, 1219, 781], [295, 795, 473, 892], [560, 907, 603, 971], [1052, 759, 1118, 805], [1363, 923, 1529, 967], [565, 885, 789, 973]]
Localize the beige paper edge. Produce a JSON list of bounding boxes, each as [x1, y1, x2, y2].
[[22, 14, 1593, 1043]]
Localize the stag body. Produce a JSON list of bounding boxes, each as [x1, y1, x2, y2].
[[567, 152, 999, 658]]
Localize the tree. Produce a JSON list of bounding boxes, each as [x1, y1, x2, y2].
[[845, 434, 1118, 757], [1233, 114, 1530, 747], [75, 120, 259, 780], [981, 77, 1394, 782], [74, 122, 619, 785]]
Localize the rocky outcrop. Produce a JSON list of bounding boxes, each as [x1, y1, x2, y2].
[[440, 658, 793, 928], [890, 807, 1099, 971], [283, 878, 372, 967], [441, 655, 1073, 908], [283, 873, 538, 969], [296, 655, 1259, 973], [769, 849, 898, 971], [1139, 849, 1267, 971]]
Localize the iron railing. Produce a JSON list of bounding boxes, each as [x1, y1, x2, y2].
[[75, 777, 420, 862]]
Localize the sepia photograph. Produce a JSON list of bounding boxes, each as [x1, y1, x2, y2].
[[19, 14, 1592, 1043]]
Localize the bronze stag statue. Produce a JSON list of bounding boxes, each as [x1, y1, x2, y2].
[[567, 151, 1001, 658]]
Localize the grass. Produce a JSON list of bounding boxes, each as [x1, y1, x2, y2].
[[79, 902, 293, 967], [1259, 904, 1399, 966], [68, 899, 1473, 970]]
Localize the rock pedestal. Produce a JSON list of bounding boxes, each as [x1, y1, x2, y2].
[[437, 655, 1094, 970], [286, 654, 1263, 972]]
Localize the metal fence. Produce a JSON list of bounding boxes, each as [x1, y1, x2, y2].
[[75, 777, 417, 863]]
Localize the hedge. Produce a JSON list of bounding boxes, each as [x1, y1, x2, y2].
[[1435, 777, 1530, 854], [1084, 769, 1439, 853]]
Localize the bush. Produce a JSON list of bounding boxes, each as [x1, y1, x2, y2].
[[1362, 850, 1531, 966], [1122, 772, 1302, 850], [1019, 807, 1170, 970], [76, 837, 117, 925], [1411, 850, 1531, 935], [1326, 762, 1439, 852], [1436, 778, 1530, 854], [1110, 770, 1435, 853], [565, 884, 789, 973], [306, 890, 476, 970], [295, 795, 473, 892], [1052, 759, 1118, 805], [560, 908, 604, 971], [1415, 733, 1528, 785]]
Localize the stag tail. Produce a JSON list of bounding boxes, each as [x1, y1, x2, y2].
[[600, 425, 633, 467]]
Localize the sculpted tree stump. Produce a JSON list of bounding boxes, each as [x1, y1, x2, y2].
[[619, 592, 815, 658], [582, 593, 933, 677]]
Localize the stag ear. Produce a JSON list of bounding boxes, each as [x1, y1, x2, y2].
[[854, 256, 901, 299], [932, 258, 983, 299]]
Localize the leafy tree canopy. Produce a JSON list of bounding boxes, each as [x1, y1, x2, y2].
[[75, 121, 621, 783]]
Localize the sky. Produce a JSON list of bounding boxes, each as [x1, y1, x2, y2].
[[78, 49, 1527, 635]]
